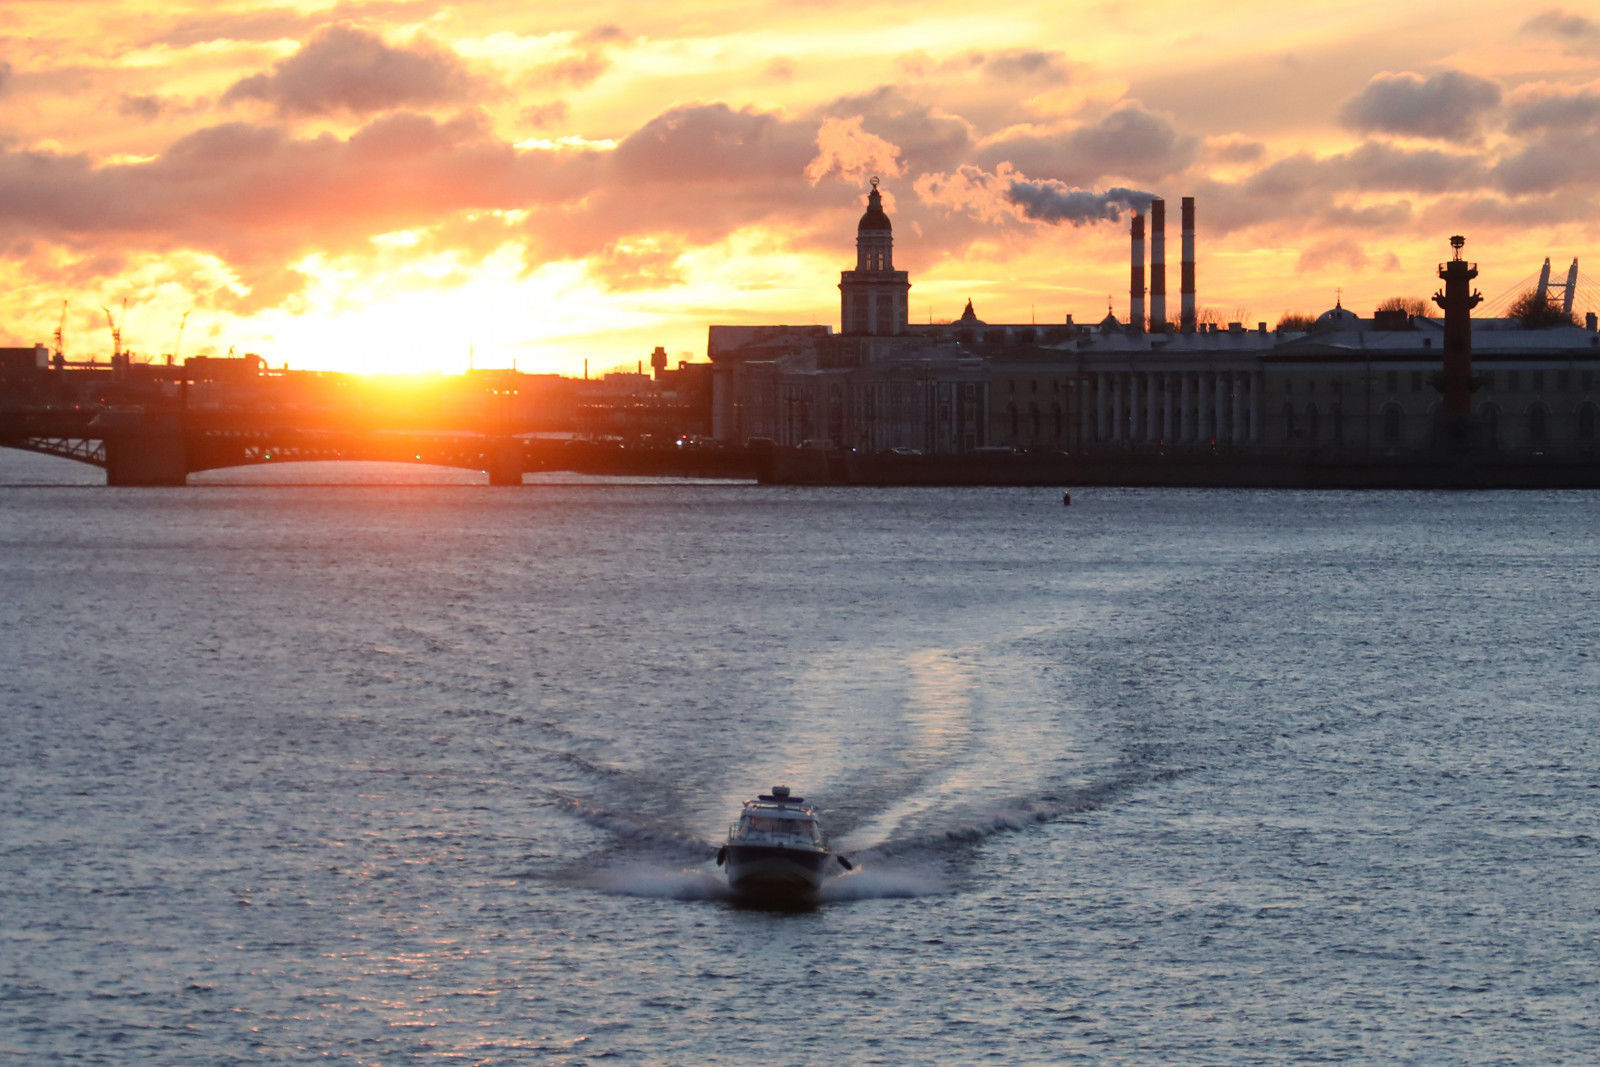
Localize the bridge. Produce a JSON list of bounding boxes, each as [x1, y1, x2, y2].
[[0, 355, 746, 485], [0, 406, 543, 485], [0, 406, 756, 485]]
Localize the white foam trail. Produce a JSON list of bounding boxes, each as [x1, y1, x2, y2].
[[585, 864, 731, 901], [817, 866, 948, 901]]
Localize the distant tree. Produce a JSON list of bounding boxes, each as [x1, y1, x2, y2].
[[1377, 296, 1430, 316], [1507, 289, 1579, 329], [1276, 312, 1318, 332], [1195, 307, 1223, 326]]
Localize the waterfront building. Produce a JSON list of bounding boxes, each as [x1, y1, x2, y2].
[[708, 185, 1600, 461]]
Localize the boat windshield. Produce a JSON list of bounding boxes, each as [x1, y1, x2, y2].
[[742, 815, 818, 841]]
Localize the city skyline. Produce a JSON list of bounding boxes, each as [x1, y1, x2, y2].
[[1, 1, 1598, 376]]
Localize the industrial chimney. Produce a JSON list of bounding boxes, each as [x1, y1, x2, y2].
[[1150, 199, 1167, 333], [1180, 196, 1196, 334], [1130, 212, 1146, 334]]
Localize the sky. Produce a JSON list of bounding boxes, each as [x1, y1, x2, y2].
[[2, 1, 1599, 377]]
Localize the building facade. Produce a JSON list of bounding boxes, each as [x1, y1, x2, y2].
[[709, 187, 1600, 460]]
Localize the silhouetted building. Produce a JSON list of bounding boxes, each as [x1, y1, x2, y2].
[[709, 186, 1600, 460]]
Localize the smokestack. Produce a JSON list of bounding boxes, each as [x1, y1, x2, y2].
[[1130, 212, 1146, 334], [1180, 196, 1196, 334], [1150, 199, 1167, 332]]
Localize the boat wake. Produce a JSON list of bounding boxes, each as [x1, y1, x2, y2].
[[581, 861, 948, 904]]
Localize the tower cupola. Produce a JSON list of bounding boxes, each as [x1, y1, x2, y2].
[[840, 177, 910, 335]]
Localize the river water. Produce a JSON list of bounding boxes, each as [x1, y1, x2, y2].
[[2, 451, 1598, 1063]]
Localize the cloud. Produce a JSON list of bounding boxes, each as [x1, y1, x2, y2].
[[147, 3, 435, 48], [1338, 70, 1502, 140], [0, 112, 592, 268], [611, 103, 816, 186], [118, 94, 165, 120], [818, 87, 973, 174], [978, 105, 1197, 185], [222, 25, 479, 116], [1492, 130, 1600, 194], [1519, 9, 1600, 39], [1506, 88, 1600, 133], [1207, 138, 1265, 165], [804, 116, 904, 185], [1176, 141, 1485, 238], [980, 51, 1073, 86], [523, 25, 631, 91], [588, 236, 687, 291], [0, 60, 11, 96], [1296, 238, 1368, 274]]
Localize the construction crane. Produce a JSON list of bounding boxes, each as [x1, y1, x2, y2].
[[100, 304, 122, 361], [51, 300, 66, 358], [172, 309, 190, 364]]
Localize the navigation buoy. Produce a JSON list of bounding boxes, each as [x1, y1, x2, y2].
[[1062, 491, 1072, 506]]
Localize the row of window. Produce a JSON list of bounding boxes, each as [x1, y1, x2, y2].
[[1287, 402, 1600, 444], [1284, 369, 1597, 396]]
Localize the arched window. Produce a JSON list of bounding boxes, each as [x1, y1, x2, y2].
[[1578, 404, 1597, 442], [1007, 403, 1018, 438], [1330, 402, 1344, 444], [1283, 402, 1297, 440], [1029, 405, 1040, 440], [1528, 403, 1549, 445], [1306, 403, 1320, 444], [1051, 404, 1064, 441]]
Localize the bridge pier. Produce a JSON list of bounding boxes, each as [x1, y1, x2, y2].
[[485, 437, 525, 486], [103, 422, 189, 487]]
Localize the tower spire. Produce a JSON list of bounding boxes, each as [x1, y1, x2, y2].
[[839, 178, 910, 336]]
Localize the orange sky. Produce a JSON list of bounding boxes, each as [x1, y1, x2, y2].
[[2, 1, 1598, 376]]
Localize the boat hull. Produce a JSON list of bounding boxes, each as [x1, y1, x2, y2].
[[724, 843, 830, 902]]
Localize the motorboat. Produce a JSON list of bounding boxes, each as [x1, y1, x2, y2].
[[716, 785, 851, 903]]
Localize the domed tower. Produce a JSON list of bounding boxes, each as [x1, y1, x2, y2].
[[839, 177, 910, 336]]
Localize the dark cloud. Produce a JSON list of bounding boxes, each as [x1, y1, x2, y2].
[[1506, 89, 1600, 134], [221, 25, 478, 116], [1492, 130, 1600, 194], [1338, 141, 1485, 192], [533, 52, 611, 89], [818, 88, 973, 174], [612, 103, 816, 186], [1519, 9, 1600, 39], [981, 51, 1073, 85], [1006, 181, 1155, 225], [525, 25, 631, 92], [1338, 70, 1502, 140], [979, 105, 1197, 185], [118, 94, 165, 121], [1175, 141, 1483, 238], [0, 112, 596, 269]]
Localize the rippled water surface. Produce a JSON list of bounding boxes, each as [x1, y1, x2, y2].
[[3, 451, 1599, 1063]]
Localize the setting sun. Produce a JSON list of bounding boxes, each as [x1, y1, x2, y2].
[[2, 1, 1597, 376]]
